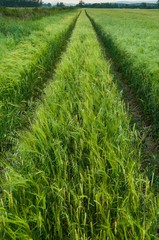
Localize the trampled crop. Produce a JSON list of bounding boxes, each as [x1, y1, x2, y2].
[[1, 10, 159, 239]]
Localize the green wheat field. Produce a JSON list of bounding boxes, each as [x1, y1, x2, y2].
[[0, 7, 159, 239]]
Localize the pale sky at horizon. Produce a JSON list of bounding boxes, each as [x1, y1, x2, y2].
[[43, 0, 156, 4]]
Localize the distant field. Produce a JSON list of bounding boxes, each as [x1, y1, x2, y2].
[[87, 9, 159, 132], [0, 8, 76, 58], [1, 8, 159, 239], [0, 10, 78, 148]]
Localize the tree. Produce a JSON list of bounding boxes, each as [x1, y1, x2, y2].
[[56, 2, 65, 7], [0, 0, 42, 7], [47, 2, 51, 7], [78, 0, 85, 7]]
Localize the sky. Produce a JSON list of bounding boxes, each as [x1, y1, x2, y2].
[[43, 0, 156, 4]]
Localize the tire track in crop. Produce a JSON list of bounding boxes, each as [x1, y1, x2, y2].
[[86, 10, 159, 189], [0, 12, 81, 154]]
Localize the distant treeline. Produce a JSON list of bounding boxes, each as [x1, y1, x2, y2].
[[0, 0, 42, 7], [0, 7, 74, 19], [78, 2, 158, 9]]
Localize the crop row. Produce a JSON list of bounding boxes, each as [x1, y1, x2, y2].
[[86, 9, 159, 134], [0, 11, 79, 150], [0, 8, 77, 58], [0, 15, 48, 57], [1, 11, 159, 239], [0, 10, 78, 62], [0, 8, 77, 60]]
